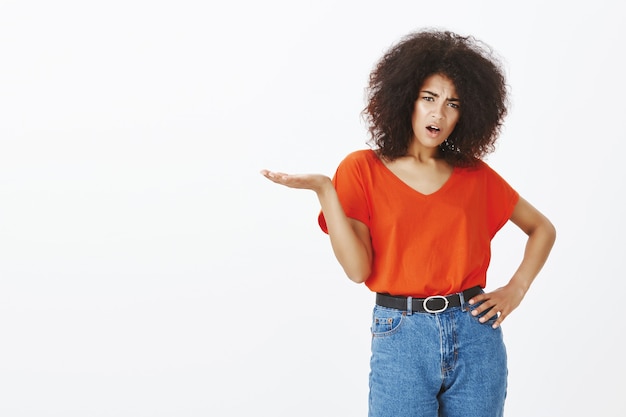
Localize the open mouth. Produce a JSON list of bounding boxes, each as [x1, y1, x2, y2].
[[426, 125, 440, 133]]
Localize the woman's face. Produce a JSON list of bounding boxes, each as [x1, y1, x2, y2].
[[410, 73, 461, 150]]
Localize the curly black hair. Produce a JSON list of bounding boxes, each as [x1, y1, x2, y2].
[[363, 29, 508, 167]]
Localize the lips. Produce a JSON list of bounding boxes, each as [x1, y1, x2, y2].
[[426, 124, 441, 136]]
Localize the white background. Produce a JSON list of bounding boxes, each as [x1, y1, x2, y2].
[[0, 0, 624, 416]]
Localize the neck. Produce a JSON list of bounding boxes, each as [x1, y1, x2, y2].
[[405, 143, 442, 163]]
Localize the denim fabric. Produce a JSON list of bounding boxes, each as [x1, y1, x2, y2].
[[368, 296, 507, 417]]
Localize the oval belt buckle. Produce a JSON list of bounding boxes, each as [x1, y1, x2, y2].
[[423, 295, 449, 313]]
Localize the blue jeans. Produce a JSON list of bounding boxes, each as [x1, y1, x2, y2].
[[368, 294, 507, 417]]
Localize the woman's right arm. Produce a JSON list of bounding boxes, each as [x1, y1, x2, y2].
[[261, 170, 372, 283]]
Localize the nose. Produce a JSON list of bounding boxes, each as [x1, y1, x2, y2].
[[431, 109, 443, 120], [431, 102, 446, 120]]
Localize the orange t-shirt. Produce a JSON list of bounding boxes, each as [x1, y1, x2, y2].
[[318, 149, 519, 297]]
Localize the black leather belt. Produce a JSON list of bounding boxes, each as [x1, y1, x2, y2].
[[376, 286, 482, 313]]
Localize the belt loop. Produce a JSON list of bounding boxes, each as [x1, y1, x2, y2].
[[459, 290, 466, 311], [406, 296, 413, 316]]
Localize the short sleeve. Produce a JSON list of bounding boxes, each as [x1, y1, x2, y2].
[[318, 150, 372, 234], [483, 162, 520, 236]]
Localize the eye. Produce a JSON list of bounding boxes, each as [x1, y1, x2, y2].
[[421, 95, 435, 102], [447, 102, 460, 109]]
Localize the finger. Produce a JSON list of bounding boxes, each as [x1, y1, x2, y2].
[[260, 169, 278, 181], [478, 307, 498, 323], [470, 298, 494, 316], [468, 293, 487, 305], [260, 169, 288, 178], [262, 171, 288, 184], [491, 311, 507, 329]]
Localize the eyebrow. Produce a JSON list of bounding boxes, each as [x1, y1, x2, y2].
[[421, 89, 460, 102]]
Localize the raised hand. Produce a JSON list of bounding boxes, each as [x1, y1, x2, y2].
[[260, 169, 332, 193]]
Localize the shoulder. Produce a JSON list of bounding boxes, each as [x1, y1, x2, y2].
[[342, 148, 377, 163], [476, 160, 511, 184], [457, 159, 502, 179], [454, 159, 517, 192], [337, 148, 379, 171], [460, 160, 517, 197]]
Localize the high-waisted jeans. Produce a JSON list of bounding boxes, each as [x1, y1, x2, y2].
[[368, 293, 507, 417]]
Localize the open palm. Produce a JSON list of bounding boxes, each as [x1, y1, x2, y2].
[[260, 170, 331, 193]]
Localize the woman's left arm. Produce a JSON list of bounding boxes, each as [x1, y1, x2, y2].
[[469, 196, 557, 328]]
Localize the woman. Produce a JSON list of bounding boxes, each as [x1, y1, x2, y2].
[[261, 29, 556, 417]]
